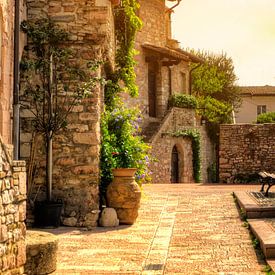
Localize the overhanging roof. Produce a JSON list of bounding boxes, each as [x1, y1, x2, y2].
[[239, 86, 275, 96], [142, 43, 203, 64]]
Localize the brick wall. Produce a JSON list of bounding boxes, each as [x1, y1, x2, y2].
[[219, 124, 275, 183], [21, 0, 115, 227], [0, 138, 26, 274]]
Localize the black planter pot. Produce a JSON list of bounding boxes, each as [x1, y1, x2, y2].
[[34, 200, 63, 228]]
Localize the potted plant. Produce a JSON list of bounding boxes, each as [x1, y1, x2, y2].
[[101, 106, 150, 224], [20, 18, 101, 227]]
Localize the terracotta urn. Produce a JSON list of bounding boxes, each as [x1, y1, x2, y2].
[[106, 168, 141, 225]]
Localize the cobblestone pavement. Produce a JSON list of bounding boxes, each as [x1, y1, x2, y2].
[[48, 184, 266, 274]]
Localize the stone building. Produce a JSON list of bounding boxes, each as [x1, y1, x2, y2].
[[235, 86, 275, 123], [131, 0, 215, 183], [18, 0, 215, 230], [20, 0, 116, 227], [0, 1, 27, 274], [0, 0, 15, 144]]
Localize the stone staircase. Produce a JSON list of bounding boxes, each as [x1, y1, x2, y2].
[[142, 121, 161, 142]]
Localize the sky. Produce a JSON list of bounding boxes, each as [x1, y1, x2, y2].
[[168, 0, 275, 86]]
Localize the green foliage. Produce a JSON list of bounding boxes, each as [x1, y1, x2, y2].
[[197, 96, 233, 124], [168, 93, 198, 109], [191, 51, 241, 109], [20, 18, 101, 137], [207, 162, 217, 183], [256, 112, 275, 124], [189, 50, 240, 141], [100, 0, 150, 199], [171, 129, 201, 183], [114, 0, 142, 97]]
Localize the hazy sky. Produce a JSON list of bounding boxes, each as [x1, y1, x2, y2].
[[169, 0, 275, 86]]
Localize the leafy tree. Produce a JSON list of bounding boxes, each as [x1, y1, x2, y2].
[[190, 50, 241, 124]]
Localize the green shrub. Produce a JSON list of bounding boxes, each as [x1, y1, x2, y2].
[[256, 112, 275, 124], [168, 93, 198, 109]]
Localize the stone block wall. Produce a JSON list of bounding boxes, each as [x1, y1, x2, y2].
[[0, 138, 26, 274], [21, 0, 116, 227], [219, 124, 275, 183], [150, 108, 215, 183]]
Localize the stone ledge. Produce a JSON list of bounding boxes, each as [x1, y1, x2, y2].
[[25, 230, 58, 275], [248, 219, 275, 259], [234, 191, 275, 218]]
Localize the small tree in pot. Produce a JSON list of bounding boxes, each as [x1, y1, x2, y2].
[[20, 18, 101, 227]]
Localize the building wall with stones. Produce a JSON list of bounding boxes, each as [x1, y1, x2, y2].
[[128, 0, 214, 183], [0, 0, 26, 144], [0, 137, 26, 274], [132, 0, 191, 121], [20, 0, 116, 227], [219, 124, 275, 183], [149, 108, 215, 183]]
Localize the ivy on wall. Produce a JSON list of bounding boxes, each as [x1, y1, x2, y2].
[[100, 0, 151, 201], [170, 129, 201, 183]]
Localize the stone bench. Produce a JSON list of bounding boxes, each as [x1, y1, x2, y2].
[[25, 230, 58, 275]]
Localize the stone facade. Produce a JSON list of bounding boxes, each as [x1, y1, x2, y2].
[[21, 0, 116, 226], [128, 0, 215, 183], [219, 124, 275, 183], [0, 137, 26, 274], [0, 1, 14, 143], [133, 0, 191, 120], [149, 108, 214, 183]]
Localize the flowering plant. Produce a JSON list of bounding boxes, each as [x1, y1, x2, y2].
[[101, 106, 151, 186]]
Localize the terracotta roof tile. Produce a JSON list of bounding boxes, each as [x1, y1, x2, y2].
[[239, 85, 275, 96]]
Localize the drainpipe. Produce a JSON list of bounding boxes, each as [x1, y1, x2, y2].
[[166, 0, 182, 13], [189, 63, 201, 95], [13, 0, 20, 160]]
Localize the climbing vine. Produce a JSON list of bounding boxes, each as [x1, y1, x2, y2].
[[100, 0, 150, 200], [171, 129, 201, 183]]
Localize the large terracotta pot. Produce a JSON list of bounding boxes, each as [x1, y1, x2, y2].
[[106, 168, 141, 225]]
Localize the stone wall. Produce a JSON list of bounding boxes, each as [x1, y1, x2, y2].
[[21, 0, 116, 227], [219, 124, 275, 183], [0, 0, 26, 144], [0, 137, 26, 274], [150, 108, 215, 183]]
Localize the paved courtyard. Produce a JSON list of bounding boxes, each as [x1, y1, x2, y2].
[[48, 184, 267, 274]]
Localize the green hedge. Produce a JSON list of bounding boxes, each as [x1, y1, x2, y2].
[[168, 93, 198, 109], [256, 112, 275, 124]]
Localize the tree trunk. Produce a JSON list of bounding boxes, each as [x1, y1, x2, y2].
[[46, 53, 54, 202], [46, 135, 53, 202]]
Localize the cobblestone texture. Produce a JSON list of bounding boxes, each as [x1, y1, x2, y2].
[[45, 184, 265, 274]]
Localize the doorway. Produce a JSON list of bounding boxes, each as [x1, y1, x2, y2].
[[171, 145, 179, 183], [148, 63, 157, 117]]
